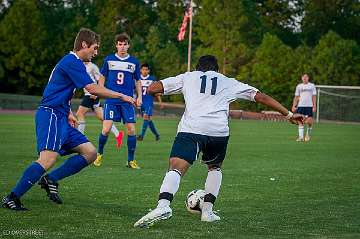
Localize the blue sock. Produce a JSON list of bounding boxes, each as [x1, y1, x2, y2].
[[149, 120, 159, 137], [127, 135, 136, 161], [98, 133, 108, 154], [47, 155, 88, 182], [12, 162, 45, 198], [141, 120, 150, 137]]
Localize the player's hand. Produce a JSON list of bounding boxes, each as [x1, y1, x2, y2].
[[160, 103, 165, 109], [312, 106, 316, 112], [121, 95, 136, 106], [291, 106, 297, 113], [288, 113, 304, 125], [136, 98, 142, 108], [90, 95, 98, 99], [68, 114, 78, 128]]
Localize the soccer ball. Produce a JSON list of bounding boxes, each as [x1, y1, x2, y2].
[[185, 189, 206, 214]]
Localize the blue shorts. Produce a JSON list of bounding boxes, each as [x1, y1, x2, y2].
[[297, 107, 313, 117], [103, 103, 136, 123], [35, 107, 89, 156], [141, 105, 153, 116], [170, 132, 229, 165]]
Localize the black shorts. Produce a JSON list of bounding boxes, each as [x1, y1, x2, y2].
[[80, 96, 101, 110], [296, 107, 313, 117], [170, 132, 229, 165]]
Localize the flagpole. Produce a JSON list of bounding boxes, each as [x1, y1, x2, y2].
[[187, 0, 193, 72]]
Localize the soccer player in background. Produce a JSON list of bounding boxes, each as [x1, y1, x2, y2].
[[291, 73, 316, 142], [134, 55, 304, 227], [2, 28, 135, 211], [94, 33, 142, 169], [137, 63, 162, 141], [75, 61, 124, 150]]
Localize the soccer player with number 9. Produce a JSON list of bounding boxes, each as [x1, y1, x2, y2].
[[94, 33, 142, 169]]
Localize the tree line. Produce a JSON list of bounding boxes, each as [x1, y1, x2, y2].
[[0, 0, 359, 109]]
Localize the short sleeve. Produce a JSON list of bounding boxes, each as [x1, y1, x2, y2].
[[295, 85, 300, 96], [100, 58, 109, 78], [230, 79, 258, 102], [312, 84, 317, 95], [66, 60, 94, 89], [134, 61, 141, 81], [161, 74, 185, 95]]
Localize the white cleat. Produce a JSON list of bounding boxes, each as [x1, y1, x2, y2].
[[134, 206, 172, 228], [201, 210, 221, 222]]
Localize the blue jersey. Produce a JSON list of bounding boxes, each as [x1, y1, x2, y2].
[[101, 53, 140, 105], [140, 74, 156, 107], [40, 52, 94, 115]]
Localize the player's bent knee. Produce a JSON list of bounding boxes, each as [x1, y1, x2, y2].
[[79, 144, 97, 163], [169, 157, 190, 175]]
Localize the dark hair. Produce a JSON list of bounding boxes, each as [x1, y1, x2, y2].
[[196, 55, 219, 72], [115, 33, 130, 44], [141, 63, 150, 69], [73, 28, 100, 51]]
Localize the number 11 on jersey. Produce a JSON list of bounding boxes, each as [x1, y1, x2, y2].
[[200, 75, 217, 95]]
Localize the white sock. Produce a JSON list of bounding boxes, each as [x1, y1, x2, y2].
[[111, 124, 119, 137], [202, 169, 222, 212], [307, 127, 312, 137], [78, 121, 86, 134], [157, 170, 181, 208], [298, 125, 304, 139]]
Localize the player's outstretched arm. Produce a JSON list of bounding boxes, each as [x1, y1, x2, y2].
[[147, 81, 164, 95], [85, 83, 135, 106], [254, 92, 304, 125]]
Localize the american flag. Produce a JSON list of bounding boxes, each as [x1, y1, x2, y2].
[[177, 3, 192, 41]]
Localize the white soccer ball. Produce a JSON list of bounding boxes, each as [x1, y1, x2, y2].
[[185, 189, 206, 214]]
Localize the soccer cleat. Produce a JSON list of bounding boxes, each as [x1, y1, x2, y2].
[[134, 206, 172, 228], [127, 160, 141, 169], [201, 210, 221, 222], [137, 135, 143, 141], [304, 135, 311, 142], [2, 193, 28, 211], [296, 137, 304, 142], [116, 131, 124, 148], [93, 154, 103, 167], [38, 175, 63, 204], [155, 135, 160, 141]]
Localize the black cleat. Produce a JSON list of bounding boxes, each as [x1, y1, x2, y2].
[[155, 135, 160, 141], [2, 192, 28, 211], [137, 135, 143, 141], [38, 175, 63, 204]]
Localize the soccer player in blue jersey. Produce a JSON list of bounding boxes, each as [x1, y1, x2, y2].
[[94, 33, 142, 169], [137, 63, 162, 141], [1, 28, 135, 211]]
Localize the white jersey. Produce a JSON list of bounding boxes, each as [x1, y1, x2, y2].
[[295, 83, 316, 107], [83, 62, 101, 96], [161, 71, 258, 137]]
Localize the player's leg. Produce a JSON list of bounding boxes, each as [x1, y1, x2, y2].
[[76, 96, 95, 134], [305, 116, 313, 142], [121, 104, 139, 168], [147, 107, 160, 141], [40, 125, 93, 204], [200, 136, 229, 222], [2, 150, 58, 211], [296, 107, 305, 141], [125, 122, 139, 169], [134, 133, 201, 228], [2, 108, 62, 210], [138, 112, 150, 141], [76, 105, 90, 134], [94, 120, 113, 166]]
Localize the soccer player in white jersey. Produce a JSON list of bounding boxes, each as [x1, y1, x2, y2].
[[75, 61, 124, 149], [291, 74, 316, 142], [134, 55, 304, 227]]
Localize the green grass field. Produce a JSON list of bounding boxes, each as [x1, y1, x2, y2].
[[0, 113, 359, 239]]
